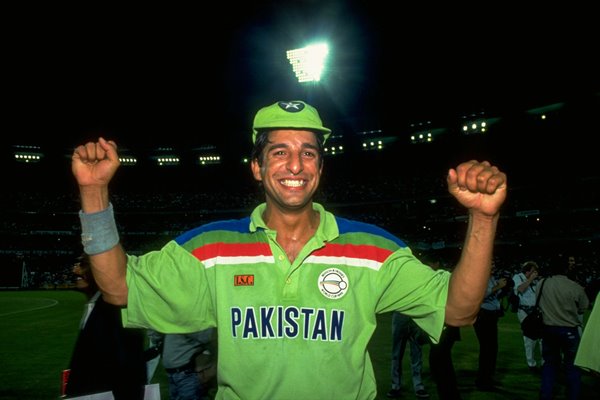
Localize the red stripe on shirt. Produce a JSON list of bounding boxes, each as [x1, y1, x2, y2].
[[312, 243, 393, 263], [192, 242, 272, 260]]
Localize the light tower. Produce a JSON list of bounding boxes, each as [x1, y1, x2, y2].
[[286, 42, 330, 84], [286, 42, 329, 104]]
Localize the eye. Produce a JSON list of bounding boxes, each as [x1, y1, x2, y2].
[[303, 151, 316, 158], [269, 149, 286, 157]]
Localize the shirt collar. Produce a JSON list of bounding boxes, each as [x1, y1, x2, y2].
[[248, 202, 339, 242]]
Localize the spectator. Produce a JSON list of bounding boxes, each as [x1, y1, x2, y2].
[[387, 312, 430, 398], [64, 254, 147, 399], [149, 329, 216, 400], [513, 260, 543, 371], [426, 254, 462, 400], [473, 262, 507, 391], [538, 254, 589, 400]]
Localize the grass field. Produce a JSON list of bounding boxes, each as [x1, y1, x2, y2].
[[0, 290, 597, 400]]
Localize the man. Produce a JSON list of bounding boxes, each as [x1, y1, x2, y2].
[[566, 255, 581, 285], [424, 254, 462, 400], [512, 260, 542, 371], [65, 254, 147, 399], [566, 254, 587, 334], [473, 263, 507, 391], [387, 312, 430, 398], [147, 330, 215, 400], [71, 100, 507, 399], [387, 252, 442, 399], [537, 254, 589, 400]]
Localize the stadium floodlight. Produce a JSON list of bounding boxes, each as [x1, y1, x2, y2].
[[460, 114, 500, 136], [14, 153, 42, 163], [198, 155, 221, 166], [13, 145, 43, 163], [119, 156, 137, 166], [286, 43, 329, 83]]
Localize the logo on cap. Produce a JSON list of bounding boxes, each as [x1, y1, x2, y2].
[[277, 101, 305, 113]]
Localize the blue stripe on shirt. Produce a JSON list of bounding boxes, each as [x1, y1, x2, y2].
[[335, 217, 407, 248], [175, 217, 251, 244]]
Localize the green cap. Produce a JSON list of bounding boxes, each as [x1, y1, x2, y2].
[[252, 100, 331, 143]]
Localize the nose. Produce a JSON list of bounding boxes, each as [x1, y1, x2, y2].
[[286, 152, 303, 175]]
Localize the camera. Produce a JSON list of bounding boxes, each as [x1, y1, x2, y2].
[[496, 270, 514, 298]]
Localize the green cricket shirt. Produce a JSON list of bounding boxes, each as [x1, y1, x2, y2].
[[123, 203, 450, 399]]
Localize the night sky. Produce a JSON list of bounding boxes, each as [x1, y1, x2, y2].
[[4, 2, 598, 152]]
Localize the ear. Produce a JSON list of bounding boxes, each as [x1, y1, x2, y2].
[[251, 159, 262, 182]]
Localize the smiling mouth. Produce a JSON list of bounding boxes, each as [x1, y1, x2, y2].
[[280, 179, 306, 188]]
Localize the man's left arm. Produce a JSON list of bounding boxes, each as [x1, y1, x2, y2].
[[444, 160, 507, 326]]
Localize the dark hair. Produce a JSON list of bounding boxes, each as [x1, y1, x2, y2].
[[251, 130, 325, 167]]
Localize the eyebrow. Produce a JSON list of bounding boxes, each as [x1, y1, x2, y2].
[[266, 142, 319, 152]]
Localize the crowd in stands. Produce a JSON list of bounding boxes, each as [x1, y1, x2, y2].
[[2, 167, 598, 297], [2, 111, 599, 293]]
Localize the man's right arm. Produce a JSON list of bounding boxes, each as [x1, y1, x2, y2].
[[73, 137, 128, 305], [517, 273, 535, 294]]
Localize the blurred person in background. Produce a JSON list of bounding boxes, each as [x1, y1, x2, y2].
[[473, 261, 507, 391], [425, 253, 462, 400], [147, 329, 216, 400], [386, 311, 430, 398], [513, 260, 543, 371], [64, 254, 147, 399], [538, 254, 589, 400]]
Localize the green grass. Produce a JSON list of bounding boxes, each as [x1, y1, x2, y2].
[[0, 291, 597, 399]]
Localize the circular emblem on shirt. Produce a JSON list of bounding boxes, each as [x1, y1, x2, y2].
[[318, 268, 349, 299]]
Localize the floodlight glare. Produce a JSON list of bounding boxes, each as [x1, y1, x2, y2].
[[286, 43, 329, 83]]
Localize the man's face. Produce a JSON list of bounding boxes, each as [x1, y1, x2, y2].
[[526, 267, 538, 278], [251, 130, 322, 212], [72, 262, 89, 289]]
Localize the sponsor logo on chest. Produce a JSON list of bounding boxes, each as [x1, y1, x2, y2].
[[234, 274, 254, 286]]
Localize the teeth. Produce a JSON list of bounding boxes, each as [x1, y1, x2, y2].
[[281, 179, 304, 187]]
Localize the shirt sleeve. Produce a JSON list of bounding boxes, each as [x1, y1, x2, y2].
[[121, 240, 217, 333], [512, 274, 523, 295], [374, 247, 450, 343]]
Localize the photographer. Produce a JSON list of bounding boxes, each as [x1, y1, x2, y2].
[[473, 261, 507, 391], [496, 269, 516, 315], [512, 261, 542, 371]]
